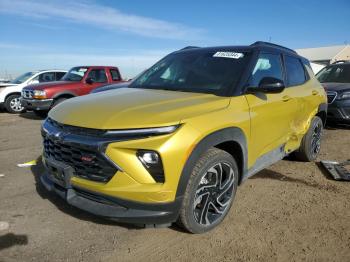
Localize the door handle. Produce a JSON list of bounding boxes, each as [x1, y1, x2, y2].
[[312, 90, 319, 96], [282, 95, 291, 102]]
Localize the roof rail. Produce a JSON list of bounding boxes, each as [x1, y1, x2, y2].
[[180, 46, 200, 50], [251, 41, 297, 54]]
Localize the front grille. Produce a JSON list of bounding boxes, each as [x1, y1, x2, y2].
[[43, 130, 117, 183], [327, 91, 337, 104], [47, 118, 106, 137], [22, 90, 34, 98]]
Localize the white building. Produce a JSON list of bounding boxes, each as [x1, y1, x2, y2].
[[296, 45, 350, 65]]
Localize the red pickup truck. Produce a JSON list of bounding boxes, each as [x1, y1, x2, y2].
[[21, 66, 123, 116]]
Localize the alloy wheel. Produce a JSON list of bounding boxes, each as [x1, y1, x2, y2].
[[311, 121, 322, 156], [193, 162, 235, 226], [9, 97, 24, 112]]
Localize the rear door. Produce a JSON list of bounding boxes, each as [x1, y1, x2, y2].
[[283, 56, 323, 136], [55, 71, 66, 81], [245, 52, 299, 162]]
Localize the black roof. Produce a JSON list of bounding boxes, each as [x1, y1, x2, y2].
[[176, 41, 301, 58]]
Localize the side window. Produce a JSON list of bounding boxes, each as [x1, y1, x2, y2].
[[285, 56, 306, 86], [39, 72, 55, 83], [87, 69, 107, 83], [110, 69, 120, 81], [55, 72, 66, 80], [248, 53, 283, 87]]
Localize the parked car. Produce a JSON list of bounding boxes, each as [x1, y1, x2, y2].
[[316, 62, 350, 123], [90, 82, 130, 94], [21, 66, 124, 117], [0, 70, 66, 113], [40, 42, 327, 233]]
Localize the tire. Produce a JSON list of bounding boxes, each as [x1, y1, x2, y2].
[[177, 148, 239, 234], [294, 116, 323, 162], [33, 110, 48, 118], [52, 98, 67, 108], [4, 94, 25, 114]]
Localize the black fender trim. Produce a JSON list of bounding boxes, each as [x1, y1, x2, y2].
[[317, 102, 328, 126], [318, 103, 327, 114], [52, 91, 76, 99], [175, 127, 248, 198]]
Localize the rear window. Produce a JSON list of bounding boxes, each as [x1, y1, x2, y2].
[[285, 56, 306, 86], [110, 69, 120, 81], [316, 65, 350, 83]]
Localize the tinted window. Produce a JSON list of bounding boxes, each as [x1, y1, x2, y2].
[[39, 72, 55, 82], [110, 69, 120, 81], [130, 50, 252, 95], [316, 65, 350, 83], [55, 72, 66, 80], [87, 69, 107, 83], [248, 53, 283, 87], [285, 56, 306, 86]]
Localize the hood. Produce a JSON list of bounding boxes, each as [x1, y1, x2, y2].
[[0, 83, 17, 88], [91, 82, 129, 94], [322, 82, 350, 92], [49, 88, 230, 129], [24, 81, 77, 90]]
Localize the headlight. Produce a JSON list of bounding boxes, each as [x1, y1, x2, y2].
[[105, 125, 180, 137], [337, 91, 350, 100], [33, 90, 47, 99]]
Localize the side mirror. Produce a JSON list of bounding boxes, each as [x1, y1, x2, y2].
[[247, 77, 285, 94], [85, 77, 94, 84]]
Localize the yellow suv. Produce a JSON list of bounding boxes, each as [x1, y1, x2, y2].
[[40, 42, 327, 233]]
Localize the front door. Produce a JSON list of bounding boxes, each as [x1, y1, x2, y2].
[[245, 52, 298, 163]]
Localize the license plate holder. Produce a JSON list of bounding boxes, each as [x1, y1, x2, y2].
[[43, 157, 75, 188]]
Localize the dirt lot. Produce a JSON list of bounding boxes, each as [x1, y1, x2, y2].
[[0, 111, 349, 262]]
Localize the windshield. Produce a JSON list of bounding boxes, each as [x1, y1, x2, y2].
[[10, 72, 36, 84], [316, 64, 350, 83], [62, 67, 88, 81], [130, 50, 252, 95]]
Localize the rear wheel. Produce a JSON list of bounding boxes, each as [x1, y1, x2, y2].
[[295, 116, 323, 162], [4, 94, 25, 114], [178, 148, 239, 234]]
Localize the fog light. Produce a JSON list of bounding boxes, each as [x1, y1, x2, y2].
[[137, 150, 164, 183], [140, 152, 159, 165]]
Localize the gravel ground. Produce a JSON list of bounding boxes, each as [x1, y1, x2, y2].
[[0, 110, 349, 262]]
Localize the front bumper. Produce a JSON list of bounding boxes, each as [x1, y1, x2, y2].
[[327, 99, 350, 123], [21, 98, 53, 111], [40, 158, 181, 225]]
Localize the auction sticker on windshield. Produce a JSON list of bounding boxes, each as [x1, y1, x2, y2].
[[213, 52, 244, 59]]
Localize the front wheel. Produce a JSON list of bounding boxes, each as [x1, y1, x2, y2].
[[294, 116, 323, 162], [178, 148, 239, 234], [4, 94, 25, 113]]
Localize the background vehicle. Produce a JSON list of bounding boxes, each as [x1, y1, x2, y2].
[[0, 70, 66, 113], [21, 66, 124, 117], [316, 62, 350, 123], [90, 82, 130, 94], [40, 42, 327, 233]]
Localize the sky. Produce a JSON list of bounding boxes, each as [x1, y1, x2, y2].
[[0, 0, 349, 79]]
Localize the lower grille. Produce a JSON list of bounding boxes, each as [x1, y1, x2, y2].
[[327, 91, 337, 104], [43, 136, 117, 182]]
